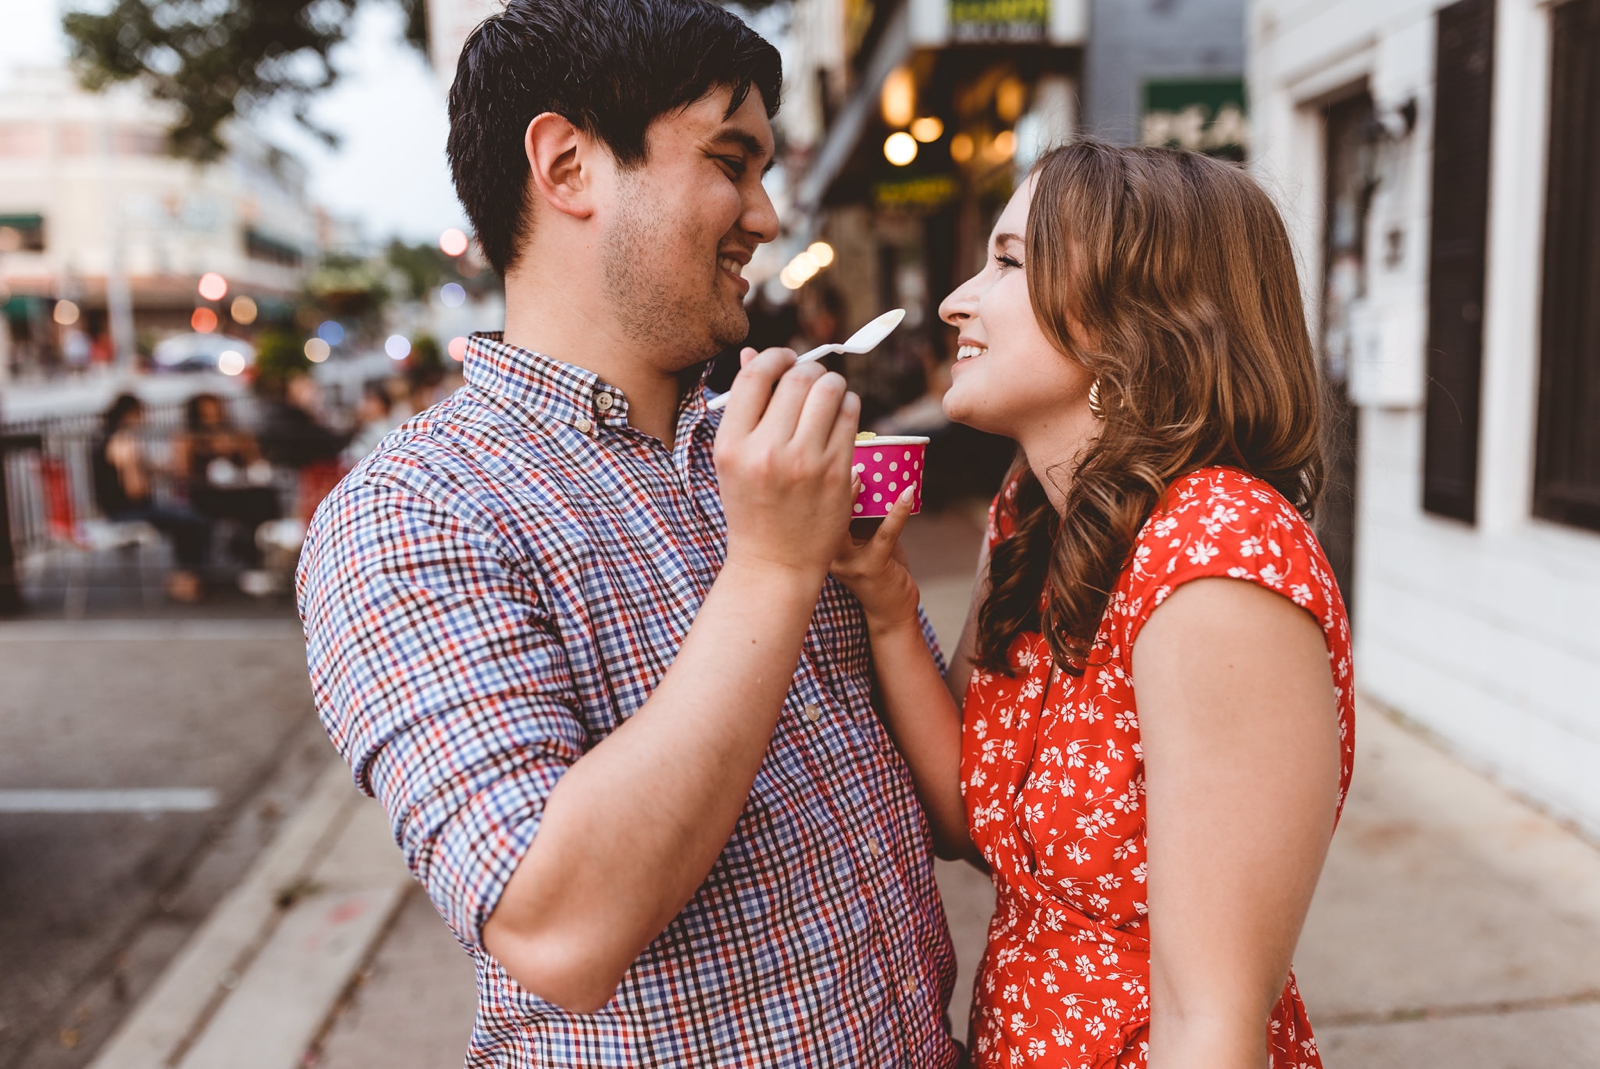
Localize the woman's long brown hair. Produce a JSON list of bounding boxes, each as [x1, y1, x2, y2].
[[975, 140, 1326, 676]]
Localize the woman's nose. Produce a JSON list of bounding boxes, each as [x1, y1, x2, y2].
[[939, 274, 980, 328]]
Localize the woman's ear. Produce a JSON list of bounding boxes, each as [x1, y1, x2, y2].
[[524, 112, 596, 221]]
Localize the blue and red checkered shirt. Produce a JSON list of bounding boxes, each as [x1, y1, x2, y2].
[[298, 333, 960, 1067]]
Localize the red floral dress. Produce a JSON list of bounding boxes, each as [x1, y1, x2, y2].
[[961, 466, 1354, 1069]]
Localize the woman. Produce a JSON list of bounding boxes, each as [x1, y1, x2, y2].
[[92, 393, 210, 602], [832, 141, 1353, 1068], [172, 392, 280, 586]]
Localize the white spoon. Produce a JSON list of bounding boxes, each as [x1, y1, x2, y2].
[[707, 307, 907, 411]]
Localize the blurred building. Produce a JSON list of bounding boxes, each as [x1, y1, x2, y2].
[[1250, 0, 1600, 834], [0, 67, 320, 378]]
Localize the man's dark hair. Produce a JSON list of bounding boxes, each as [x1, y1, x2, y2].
[[447, 0, 783, 277]]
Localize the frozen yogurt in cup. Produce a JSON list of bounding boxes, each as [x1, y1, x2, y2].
[[851, 434, 930, 518]]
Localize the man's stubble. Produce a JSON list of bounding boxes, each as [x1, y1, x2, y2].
[[602, 178, 748, 367]]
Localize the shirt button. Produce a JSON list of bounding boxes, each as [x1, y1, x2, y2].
[[902, 976, 917, 995], [867, 837, 881, 857], [574, 417, 593, 434], [595, 392, 614, 411], [803, 703, 822, 722]]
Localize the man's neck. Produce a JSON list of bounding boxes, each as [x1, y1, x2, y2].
[[502, 266, 691, 448]]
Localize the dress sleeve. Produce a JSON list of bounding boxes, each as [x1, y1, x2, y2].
[[297, 461, 585, 953], [1115, 470, 1335, 654]]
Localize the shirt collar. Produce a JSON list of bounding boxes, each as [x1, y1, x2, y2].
[[463, 332, 716, 442]]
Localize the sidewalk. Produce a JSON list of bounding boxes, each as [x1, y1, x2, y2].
[[88, 507, 1600, 1068]]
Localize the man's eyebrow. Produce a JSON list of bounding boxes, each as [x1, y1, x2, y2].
[[708, 129, 777, 174]]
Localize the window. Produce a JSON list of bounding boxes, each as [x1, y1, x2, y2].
[[1421, 0, 1496, 523], [1534, 0, 1600, 532], [0, 213, 45, 252]]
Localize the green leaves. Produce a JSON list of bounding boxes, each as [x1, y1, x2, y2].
[[63, 0, 396, 160]]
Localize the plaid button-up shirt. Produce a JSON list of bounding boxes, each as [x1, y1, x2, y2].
[[298, 334, 960, 1067]]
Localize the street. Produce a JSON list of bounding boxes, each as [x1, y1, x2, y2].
[[0, 617, 327, 1069]]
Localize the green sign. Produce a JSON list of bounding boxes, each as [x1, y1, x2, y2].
[[950, 0, 1048, 42], [1141, 79, 1249, 160], [874, 175, 959, 213]]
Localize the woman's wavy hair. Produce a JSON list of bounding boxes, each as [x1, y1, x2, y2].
[[975, 140, 1326, 676]]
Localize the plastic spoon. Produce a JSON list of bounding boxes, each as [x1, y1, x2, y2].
[[707, 307, 907, 411]]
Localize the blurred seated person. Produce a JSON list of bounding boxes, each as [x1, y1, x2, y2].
[[343, 383, 405, 464], [92, 393, 209, 602], [173, 392, 281, 589]]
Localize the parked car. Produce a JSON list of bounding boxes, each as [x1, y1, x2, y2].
[[151, 333, 256, 375]]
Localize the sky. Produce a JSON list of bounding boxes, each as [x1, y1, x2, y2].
[[0, 0, 467, 245]]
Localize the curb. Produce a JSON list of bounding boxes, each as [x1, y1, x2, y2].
[[87, 761, 413, 1069]]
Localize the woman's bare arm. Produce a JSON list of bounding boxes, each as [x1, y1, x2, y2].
[[1134, 578, 1341, 1069], [832, 492, 977, 861]]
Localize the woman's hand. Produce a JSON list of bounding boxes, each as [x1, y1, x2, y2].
[[829, 484, 920, 633]]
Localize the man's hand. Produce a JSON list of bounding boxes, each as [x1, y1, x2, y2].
[[714, 347, 860, 580]]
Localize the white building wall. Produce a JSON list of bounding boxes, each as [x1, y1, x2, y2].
[[1250, 0, 1600, 836], [0, 68, 317, 299]]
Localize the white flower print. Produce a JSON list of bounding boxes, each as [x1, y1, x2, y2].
[[1186, 540, 1219, 565]]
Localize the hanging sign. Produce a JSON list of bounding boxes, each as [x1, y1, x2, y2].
[[950, 0, 1049, 42], [1141, 79, 1250, 160]]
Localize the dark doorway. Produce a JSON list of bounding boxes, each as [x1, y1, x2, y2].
[[1318, 90, 1376, 617]]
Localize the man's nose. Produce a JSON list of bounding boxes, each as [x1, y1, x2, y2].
[[744, 180, 780, 244]]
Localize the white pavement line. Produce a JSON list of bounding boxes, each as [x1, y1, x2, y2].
[[85, 761, 363, 1069], [0, 789, 219, 813], [179, 799, 412, 1069], [0, 619, 305, 642]]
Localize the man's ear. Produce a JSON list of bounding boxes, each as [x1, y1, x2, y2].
[[524, 112, 596, 221]]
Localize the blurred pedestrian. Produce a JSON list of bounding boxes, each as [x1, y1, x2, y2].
[[91, 393, 208, 602], [257, 372, 351, 522], [342, 383, 404, 464], [173, 392, 280, 594], [258, 373, 350, 470]]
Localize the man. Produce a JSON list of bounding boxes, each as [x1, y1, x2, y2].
[[297, 1, 960, 1065]]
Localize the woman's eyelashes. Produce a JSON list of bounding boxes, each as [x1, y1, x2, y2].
[[995, 253, 1023, 271]]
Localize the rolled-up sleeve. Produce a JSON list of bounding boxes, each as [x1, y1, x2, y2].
[[297, 460, 584, 950]]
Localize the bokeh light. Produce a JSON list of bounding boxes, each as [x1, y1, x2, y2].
[[385, 334, 411, 360], [439, 282, 467, 308], [806, 241, 836, 268], [52, 299, 79, 326], [880, 67, 915, 128], [217, 350, 246, 376], [304, 337, 331, 363], [884, 132, 918, 167], [448, 336, 468, 361], [950, 133, 975, 163], [230, 295, 258, 325], [439, 228, 469, 257], [191, 307, 219, 333], [197, 272, 228, 301], [910, 117, 944, 143], [316, 320, 345, 345], [991, 129, 1017, 161]]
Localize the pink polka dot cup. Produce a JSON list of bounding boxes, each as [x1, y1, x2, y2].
[[852, 436, 929, 518]]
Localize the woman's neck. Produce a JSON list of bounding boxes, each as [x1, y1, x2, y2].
[[1018, 413, 1101, 515]]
